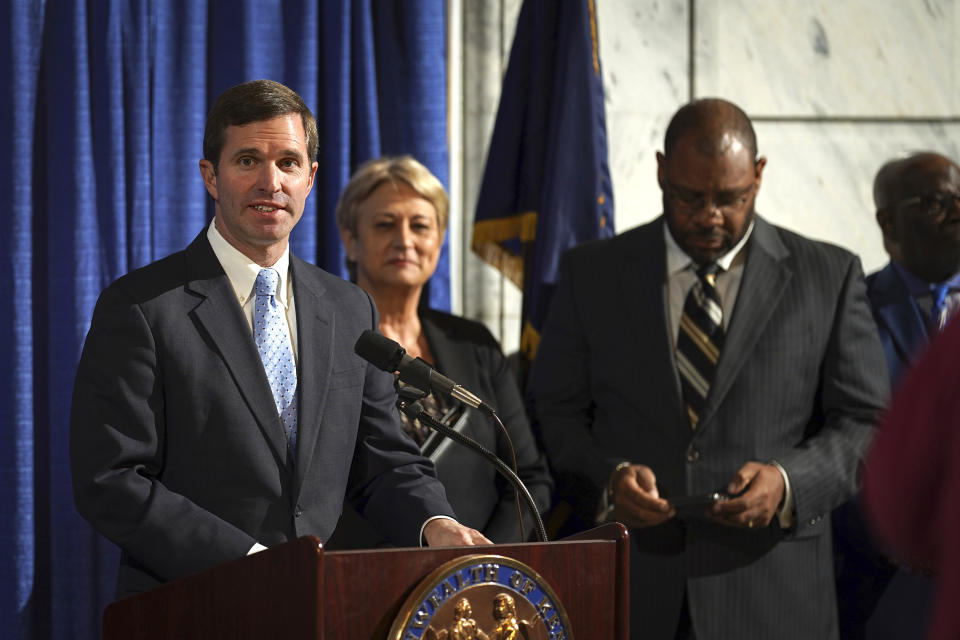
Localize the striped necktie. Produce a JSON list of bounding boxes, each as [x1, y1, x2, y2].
[[677, 263, 724, 429], [253, 268, 298, 455]]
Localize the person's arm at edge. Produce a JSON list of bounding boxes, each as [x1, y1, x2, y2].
[[863, 317, 960, 570]]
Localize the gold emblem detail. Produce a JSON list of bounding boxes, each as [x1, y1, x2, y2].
[[389, 555, 573, 640]]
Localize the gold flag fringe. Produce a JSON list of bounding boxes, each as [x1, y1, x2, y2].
[[470, 211, 538, 289]]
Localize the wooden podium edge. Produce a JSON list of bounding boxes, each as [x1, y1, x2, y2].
[[562, 522, 630, 639], [103, 536, 324, 639], [103, 526, 629, 639]]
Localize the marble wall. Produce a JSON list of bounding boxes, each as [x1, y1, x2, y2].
[[454, 0, 960, 353]]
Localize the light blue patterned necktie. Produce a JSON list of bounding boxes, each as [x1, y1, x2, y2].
[[930, 283, 953, 332], [253, 268, 298, 456]]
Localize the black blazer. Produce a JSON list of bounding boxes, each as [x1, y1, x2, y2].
[[70, 232, 454, 597], [327, 309, 552, 547], [867, 261, 932, 386], [529, 216, 889, 640]]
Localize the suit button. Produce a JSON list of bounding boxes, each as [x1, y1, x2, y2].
[[295, 505, 303, 518], [686, 446, 700, 463]]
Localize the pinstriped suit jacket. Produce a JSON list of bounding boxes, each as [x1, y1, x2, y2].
[[529, 215, 889, 640]]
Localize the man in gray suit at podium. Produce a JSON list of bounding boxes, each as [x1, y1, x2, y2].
[[529, 98, 888, 639], [70, 80, 488, 598]]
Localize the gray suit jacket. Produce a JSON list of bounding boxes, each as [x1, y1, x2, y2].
[[529, 216, 888, 640], [70, 232, 453, 597]]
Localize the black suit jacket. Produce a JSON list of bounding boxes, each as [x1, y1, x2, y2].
[[327, 309, 552, 547], [70, 232, 454, 597], [529, 216, 889, 640], [867, 262, 931, 386]]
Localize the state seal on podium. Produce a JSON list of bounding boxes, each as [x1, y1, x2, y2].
[[389, 554, 573, 640]]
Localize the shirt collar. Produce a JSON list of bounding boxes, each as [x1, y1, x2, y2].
[[891, 261, 960, 298], [206, 219, 291, 308], [664, 217, 755, 276]]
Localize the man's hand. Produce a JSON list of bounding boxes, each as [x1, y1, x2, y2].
[[611, 464, 675, 527], [711, 462, 785, 529], [423, 518, 492, 546]]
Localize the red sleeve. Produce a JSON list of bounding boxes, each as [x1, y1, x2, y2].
[[863, 317, 960, 570]]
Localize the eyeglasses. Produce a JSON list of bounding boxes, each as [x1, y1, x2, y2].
[[894, 192, 960, 216], [665, 179, 755, 216], [666, 180, 755, 216]]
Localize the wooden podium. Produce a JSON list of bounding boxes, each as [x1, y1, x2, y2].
[[102, 523, 629, 639]]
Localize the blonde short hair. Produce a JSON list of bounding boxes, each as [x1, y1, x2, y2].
[[335, 155, 449, 238]]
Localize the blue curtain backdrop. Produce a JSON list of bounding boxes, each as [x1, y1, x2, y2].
[[0, 1, 449, 637]]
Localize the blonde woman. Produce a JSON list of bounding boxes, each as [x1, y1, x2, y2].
[[328, 155, 551, 545]]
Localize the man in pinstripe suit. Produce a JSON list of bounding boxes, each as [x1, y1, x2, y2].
[[529, 98, 888, 639]]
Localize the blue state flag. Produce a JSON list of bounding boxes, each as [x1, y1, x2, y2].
[[472, 0, 615, 362]]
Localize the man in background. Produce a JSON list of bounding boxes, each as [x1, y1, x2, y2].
[[529, 98, 888, 639], [834, 151, 960, 638], [70, 79, 486, 598], [869, 152, 960, 378]]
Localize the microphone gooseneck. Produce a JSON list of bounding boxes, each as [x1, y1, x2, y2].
[[395, 393, 548, 543], [355, 330, 544, 542]]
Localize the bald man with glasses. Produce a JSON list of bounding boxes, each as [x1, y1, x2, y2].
[[529, 98, 888, 639], [834, 151, 960, 639]]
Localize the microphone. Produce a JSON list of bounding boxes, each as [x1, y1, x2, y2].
[[354, 330, 491, 412], [355, 329, 547, 542]]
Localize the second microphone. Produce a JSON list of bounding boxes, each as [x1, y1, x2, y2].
[[354, 329, 493, 413]]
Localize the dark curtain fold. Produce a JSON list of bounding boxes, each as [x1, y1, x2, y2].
[[373, 0, 451, 306], [0, 1, 448, 637]]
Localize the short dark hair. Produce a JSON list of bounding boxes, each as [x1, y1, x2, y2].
[[663, 98, 757, 160], [203, 79, 318, 169]]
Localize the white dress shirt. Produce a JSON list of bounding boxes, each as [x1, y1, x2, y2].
[[207, 221, 298, 361], [207, 221, 296, 555], [207, 221, 453, 550]]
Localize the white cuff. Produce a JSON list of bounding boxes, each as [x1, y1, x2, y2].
[[420, 515, 457, 546], [769, 459, 794, 529], [247, 542, 268, 555]]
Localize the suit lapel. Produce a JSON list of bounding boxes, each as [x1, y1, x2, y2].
[[289, 256, 335, 493], [871, 262, 928, 363], [184, 233, 290, 463], [420, 310, 478, 393], [700, 217, 792, 428], [621, 221, 687, 437]]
